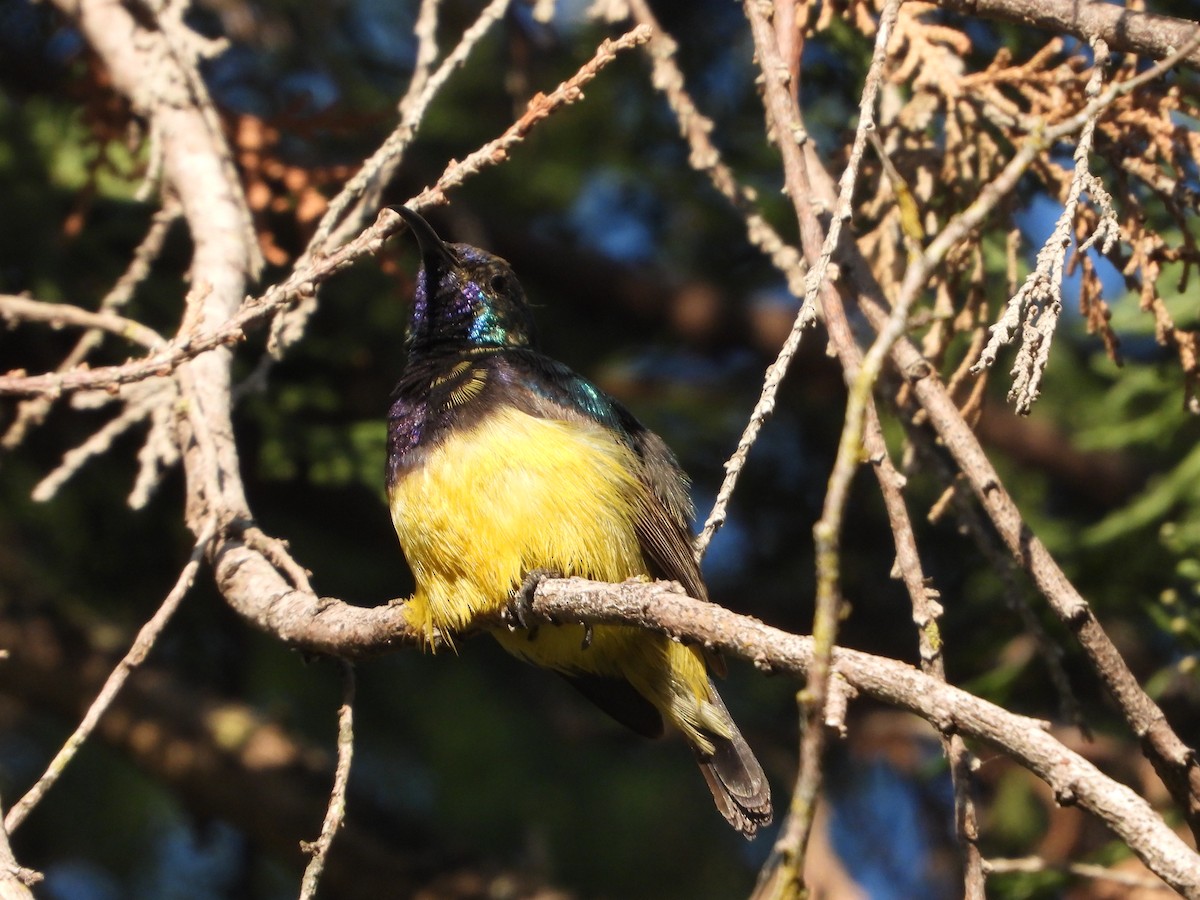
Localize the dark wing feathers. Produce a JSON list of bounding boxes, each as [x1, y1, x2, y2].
[[496, 351, 707, 601], [619, 418, 708, 603], [615, 408, 696, 527], [559, 672, 665, 738]]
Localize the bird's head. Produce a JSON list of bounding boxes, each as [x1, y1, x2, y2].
[[393, 207, 537, 354]]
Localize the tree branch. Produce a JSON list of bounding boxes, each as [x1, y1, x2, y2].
[[0, 26, 654, 402], [937, 0, 1200, 68], [11, 1, 1198, 894], [174, 559, 1200, 897], [523, 577, 1200, 899], [0, 294, 166, 350], [743, 0, 907, 892], [739, 3, 1200, 839], [623, 0, 813, 558], [0, 798, 37, 898]]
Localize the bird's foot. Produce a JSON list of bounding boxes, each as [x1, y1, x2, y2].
[[505, 568, 558, 638]]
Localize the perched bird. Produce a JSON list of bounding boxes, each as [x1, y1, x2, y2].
[[385, 206, 772, 837]]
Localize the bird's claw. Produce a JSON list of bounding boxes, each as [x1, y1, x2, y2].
[[506, 568, 557, 637]]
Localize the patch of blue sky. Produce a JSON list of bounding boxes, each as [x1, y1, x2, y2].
[[566, 170, 659, 264], [132, 819, 246, 900], [828, 757, 956, 900], [343, 0, 416, 71], [39, 860, 122, 900]]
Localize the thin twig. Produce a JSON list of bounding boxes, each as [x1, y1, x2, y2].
[[745, 0, 903, 894], [0, 796, 38, 897], [270, 0, 513, 361], [0, 294, 166, 350], [398, 0, 443, 120], [694, 301, 816, 559], [128, 381, 183, 509], [624, 0, 813, 557], [402, 25, 654, 210], [298, 661, 356, 900], [4, 518, 218, 833], [796, 0, 900, 875], [1, 203, 180, 449], [242, 525, 314, 595], [30, 381, 173, 503], [306, 0, 511, 256], [984, 855, 1175, 892], [0, 26, 653, 402], [864, 413, 987, 899], [973, 38, 1117, 413]]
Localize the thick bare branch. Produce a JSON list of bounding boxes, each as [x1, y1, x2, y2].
[[937, 0, 1200, 68], [524, 578, 1200, 899], [177, 558, 1200, 897]]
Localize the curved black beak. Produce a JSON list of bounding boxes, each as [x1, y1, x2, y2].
[[391, 206, 457, 270]]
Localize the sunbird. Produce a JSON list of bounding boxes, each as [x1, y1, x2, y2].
[[385, 206, 772, 836]]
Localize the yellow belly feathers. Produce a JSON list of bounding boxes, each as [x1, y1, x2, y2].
[[389, 404, 727, 750]]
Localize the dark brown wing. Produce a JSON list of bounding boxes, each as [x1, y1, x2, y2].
[[619, 418, 708, 603]]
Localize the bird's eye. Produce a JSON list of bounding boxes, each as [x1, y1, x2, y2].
[[490, 274, 507, 294]]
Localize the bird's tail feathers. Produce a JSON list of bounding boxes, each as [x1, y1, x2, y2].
[[696, 683, 772, 838]]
